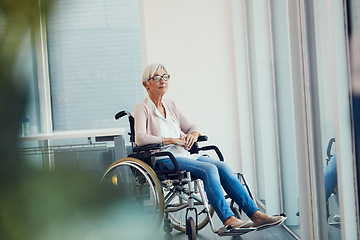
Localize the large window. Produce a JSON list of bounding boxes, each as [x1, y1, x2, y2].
[[17, 0, 144, 172], [46, 0, 143, 131]]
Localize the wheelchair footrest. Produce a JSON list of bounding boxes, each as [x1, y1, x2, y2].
[[329, 222, 341, 229], [217, 226, 256, 236]]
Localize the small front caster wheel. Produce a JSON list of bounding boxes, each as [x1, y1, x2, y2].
[[163, 219, 173, 233], [186, 217, 196, 240]]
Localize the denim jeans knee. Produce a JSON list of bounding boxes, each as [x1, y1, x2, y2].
[[156, 156, 258, 222], [196, 156, 258, 217]]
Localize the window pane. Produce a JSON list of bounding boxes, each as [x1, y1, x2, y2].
[[17, 30, 42, 136], [47, 0, 143, 131], [305, 0, 353, 238]]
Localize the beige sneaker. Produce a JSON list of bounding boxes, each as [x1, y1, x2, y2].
[[252, 215, 286, 230], [229, 219, 253, 228]]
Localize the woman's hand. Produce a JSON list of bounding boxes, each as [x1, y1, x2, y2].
[[163, 131, 200, 150], [171, 138, 186, 146], [163, 137, 186, 147], [181, 131, 200, 150]]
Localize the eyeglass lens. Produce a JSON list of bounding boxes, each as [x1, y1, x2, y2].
[[152, 74, 170, 81]]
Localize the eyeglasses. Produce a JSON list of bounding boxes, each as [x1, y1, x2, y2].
[[149, 74, 170, 82]]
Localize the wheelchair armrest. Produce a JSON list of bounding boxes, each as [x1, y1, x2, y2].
[[198, 145, 224, 162], [188, 135, 208, 154], [197, 135, 208, 142], [153, 151, 179, 174], [133, 143, 162, 153]]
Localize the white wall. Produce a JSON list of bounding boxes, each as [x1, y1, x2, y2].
[[139, 0, 242, 171]]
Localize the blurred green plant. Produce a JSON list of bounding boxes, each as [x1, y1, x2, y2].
[[0, 1, 160, 239], [0, 0, 37, 175]]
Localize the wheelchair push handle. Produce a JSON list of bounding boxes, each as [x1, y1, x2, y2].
[[326, 137, 335, 160], [115, 110, 135, 143], [115, 110, 132, 120]]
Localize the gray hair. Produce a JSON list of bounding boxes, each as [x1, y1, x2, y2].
[[141, 63, 167, 83]]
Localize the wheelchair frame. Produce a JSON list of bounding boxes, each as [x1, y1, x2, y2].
[[102, 110, 257, 239]]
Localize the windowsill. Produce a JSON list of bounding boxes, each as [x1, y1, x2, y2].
[[18, 128, 125, 141]]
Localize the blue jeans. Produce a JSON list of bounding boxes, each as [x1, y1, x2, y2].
[[324, 154, 337, 201], [156, 155, 259, 223]]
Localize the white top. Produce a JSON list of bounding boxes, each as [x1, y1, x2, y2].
[[147, 98, 198, 159]]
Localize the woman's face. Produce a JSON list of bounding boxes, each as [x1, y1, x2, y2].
[[143, 68, 169, 96]]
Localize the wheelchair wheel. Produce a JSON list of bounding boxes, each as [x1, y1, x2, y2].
[[102, 157, 164, 232], [164, 183, 214, 232]]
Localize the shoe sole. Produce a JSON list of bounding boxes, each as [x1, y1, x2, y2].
[[234, 221, 253, 229], [255, 217, 287, 231]]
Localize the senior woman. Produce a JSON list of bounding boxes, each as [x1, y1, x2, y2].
[[134, 63, 286, 229]]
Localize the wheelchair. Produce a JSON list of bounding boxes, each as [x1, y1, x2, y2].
[[102, 110, 257, 239]]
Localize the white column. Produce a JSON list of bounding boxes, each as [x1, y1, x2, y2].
[[271, 0, 299, 226], [231, 0, 257, 194], [251, 0, 281, 214], [288, 1, 318, 239]]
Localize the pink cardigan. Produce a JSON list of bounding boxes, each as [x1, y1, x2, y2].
[[134, 97, 199, 146]]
